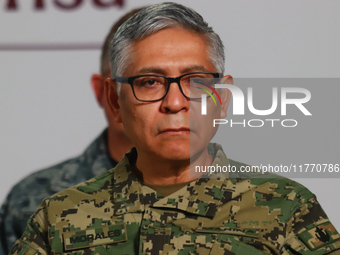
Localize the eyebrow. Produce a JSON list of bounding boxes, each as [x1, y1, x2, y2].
[[181, 65, 208, 73], [136, 67, 166, 75], [135, 65, 209, 76]]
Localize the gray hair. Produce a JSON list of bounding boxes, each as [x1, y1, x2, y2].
[[110, 2, 225, 93], [100, 8, 143, 76]]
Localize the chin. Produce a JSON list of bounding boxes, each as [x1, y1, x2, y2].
[[167, 152, 191, 161], [156, 142, 191, 161]]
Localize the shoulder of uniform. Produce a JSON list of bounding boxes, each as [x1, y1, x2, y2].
[[228, 158, 315, 202], [45, 167, 115, 202], [228, 158, 250, 169], [76, 167, 115, 194], [256, 176, 314, 199]]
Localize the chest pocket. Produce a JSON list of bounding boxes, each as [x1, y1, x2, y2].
[[195, 227, 269, 255], [61, 224, 127, 255]]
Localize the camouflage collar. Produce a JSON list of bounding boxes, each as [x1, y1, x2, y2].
[[112, 144, 231, 218]]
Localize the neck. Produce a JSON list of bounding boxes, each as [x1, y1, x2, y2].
[[107, 127, 133, 162], [135, 148, 212, 185]]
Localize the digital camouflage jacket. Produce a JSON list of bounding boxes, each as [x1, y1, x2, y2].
[[0, 130, 116, 255], [10, 144, 340, 254]]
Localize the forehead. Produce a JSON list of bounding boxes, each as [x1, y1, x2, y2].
[[125, 27, 216, 76]]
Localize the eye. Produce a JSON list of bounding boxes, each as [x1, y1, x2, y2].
[[137, 77, 164, 87], [192, 78, 205, 84], [141, 79, 157, 86]]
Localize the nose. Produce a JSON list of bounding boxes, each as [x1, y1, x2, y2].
[[160, 81, 189, 113]]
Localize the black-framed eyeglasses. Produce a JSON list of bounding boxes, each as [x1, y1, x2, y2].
[[114, 72, 222, 102]]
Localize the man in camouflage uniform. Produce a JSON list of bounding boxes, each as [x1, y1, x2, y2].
[[9, 3, 340, 255], [0, 9, 141, 255]]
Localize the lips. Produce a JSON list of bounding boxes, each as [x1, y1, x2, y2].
[[159, 127, 191, 134]]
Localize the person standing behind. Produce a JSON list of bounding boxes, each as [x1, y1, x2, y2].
[[0, 8, 142, 255]]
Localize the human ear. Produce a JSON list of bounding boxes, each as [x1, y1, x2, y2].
[[91, 74, 105, 107], [105, 78, 122, 123], [219, 75, 233, 118]]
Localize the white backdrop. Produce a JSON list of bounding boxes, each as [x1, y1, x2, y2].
[[1, 0, 339, 228]]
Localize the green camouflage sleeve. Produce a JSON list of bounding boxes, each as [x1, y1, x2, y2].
[[282, 193, 340, 254], [9, 201, 50, 255]]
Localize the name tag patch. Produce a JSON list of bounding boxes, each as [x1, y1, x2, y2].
[[63, 224, 127, 251]]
